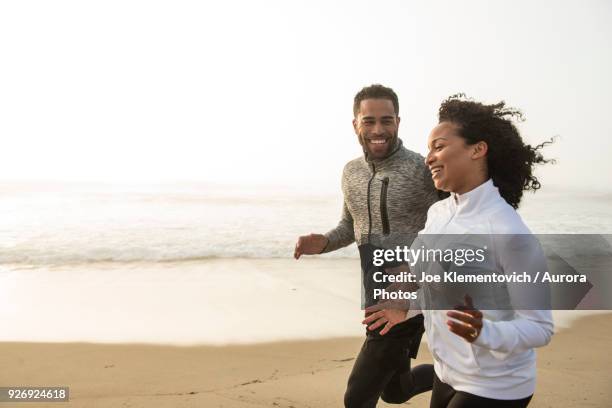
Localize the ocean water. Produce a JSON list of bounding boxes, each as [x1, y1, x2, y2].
[[1, 182, 611, 344], [0, 183, 353, 266], [2, 183, 611, 267]]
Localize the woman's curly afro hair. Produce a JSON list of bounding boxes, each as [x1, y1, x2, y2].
[[438, 94, 555, 209]]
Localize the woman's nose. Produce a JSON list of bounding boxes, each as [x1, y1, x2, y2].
[[425, 151, 434, 166]]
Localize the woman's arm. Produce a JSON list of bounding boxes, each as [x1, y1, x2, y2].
[[472, 234, 554, 356]]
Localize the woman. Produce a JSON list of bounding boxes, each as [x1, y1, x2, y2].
[[364, 94, 554, 407]]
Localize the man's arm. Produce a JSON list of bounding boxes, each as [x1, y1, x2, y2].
[[294, 200, 355, 259], [321, 200, 355, 253]]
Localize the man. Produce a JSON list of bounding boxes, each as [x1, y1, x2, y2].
[[294, 84, 439, 407]]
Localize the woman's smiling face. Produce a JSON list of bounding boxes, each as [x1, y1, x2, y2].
[[425, 122, 487, 194]]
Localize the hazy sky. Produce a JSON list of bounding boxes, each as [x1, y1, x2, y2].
[[1, 0, 611, 191]]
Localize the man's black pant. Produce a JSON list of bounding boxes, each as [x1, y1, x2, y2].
[[344, 316, 434, 408]]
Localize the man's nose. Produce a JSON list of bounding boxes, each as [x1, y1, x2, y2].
[[372, 122, 384, 135]]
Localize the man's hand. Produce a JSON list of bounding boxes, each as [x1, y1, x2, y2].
[[294, 233, 328, 259], [362, 303, 409, 335]]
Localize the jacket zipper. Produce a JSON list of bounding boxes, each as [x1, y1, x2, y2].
[[366, 164, 376, 242], [380, 177, 390, 235]]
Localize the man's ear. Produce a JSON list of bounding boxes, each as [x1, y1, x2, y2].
[[396, 116, 401, 126], [472, 141, 488, 159], [352, 118, 359, 134]]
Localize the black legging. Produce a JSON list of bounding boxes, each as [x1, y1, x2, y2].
[[430, 372, 533, 408], [344, 333, 433, 407]]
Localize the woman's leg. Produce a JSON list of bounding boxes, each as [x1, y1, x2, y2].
[[430, 371, 533, 408], [429, 372, 456, 408], [447, 392, 532, 408]]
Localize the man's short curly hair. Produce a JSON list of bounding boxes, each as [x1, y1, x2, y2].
[[353, 84, 399, 117], [438, 94, 555, 209]]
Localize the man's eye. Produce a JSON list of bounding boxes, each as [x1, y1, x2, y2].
[[435, 145, 443, 151]]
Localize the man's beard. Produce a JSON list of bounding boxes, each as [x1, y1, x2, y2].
[[358, 130, 398, 160]]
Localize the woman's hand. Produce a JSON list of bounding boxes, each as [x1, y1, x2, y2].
[[363, 303, 408, 335], [446, 295, 483, 343]]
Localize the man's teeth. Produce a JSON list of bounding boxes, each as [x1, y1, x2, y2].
[[369, 139, 387, 144], [431, 167, 442, 175]]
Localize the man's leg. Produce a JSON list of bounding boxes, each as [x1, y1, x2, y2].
[[345, 333, 432, 408], [344, 336, 399, 408], [380, 315, 433, 404], [380, 362, 434, 404]]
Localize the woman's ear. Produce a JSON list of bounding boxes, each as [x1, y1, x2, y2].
[[472, 141, 488, 159]]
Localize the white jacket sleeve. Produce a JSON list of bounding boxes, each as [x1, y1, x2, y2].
[[473, 234, 554, 357]]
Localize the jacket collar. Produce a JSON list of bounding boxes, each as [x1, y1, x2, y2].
[[450, 179, 502, 216]]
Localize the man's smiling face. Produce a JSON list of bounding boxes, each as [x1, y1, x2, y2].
[[353, 98, 400, 160]]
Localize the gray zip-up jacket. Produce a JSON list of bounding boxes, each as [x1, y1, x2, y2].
[[323, 138, 439, 252]]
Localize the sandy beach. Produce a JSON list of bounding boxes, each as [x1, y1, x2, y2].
[[1, 312, 610, 407]]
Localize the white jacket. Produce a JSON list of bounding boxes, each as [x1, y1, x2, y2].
[[417, 179, 554, 400]]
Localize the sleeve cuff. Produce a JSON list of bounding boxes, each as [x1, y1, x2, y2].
[[473, 318, 492, 348]]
